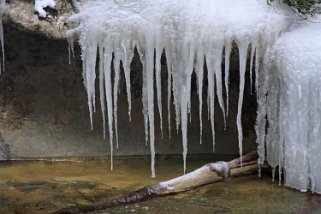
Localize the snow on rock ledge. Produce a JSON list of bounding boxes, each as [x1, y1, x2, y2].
[[35, 0, 56, 18], [68, 0, 289, 177], [257, 18, 321, 193]]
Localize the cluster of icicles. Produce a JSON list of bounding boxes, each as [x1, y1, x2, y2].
[[67, 0, 289, 178]]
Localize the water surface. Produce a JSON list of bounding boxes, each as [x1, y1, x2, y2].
[[0, 156, 319, 214]]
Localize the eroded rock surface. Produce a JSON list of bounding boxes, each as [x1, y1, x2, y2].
[[3, 0, 79, 40]]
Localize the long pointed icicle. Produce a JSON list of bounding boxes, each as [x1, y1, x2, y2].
[[166, 50, 172, 139], [173, 68, 181, 134], [195, 48, 204, 144], [236, 40, 249, 165], [99, 46, 106, 139], [145, 37, 156, 178], [249, 42, 256, 93], [180, 44, 195, 174], [206, 52, 216, 152], [0, 14, 4, 73], [113, 52, 121, 149], [224, 40, 232, 118], [213, 43, 226, 129], [85, 36, 98, 130], [121, 40, 134, 121], [181, 97, 188, 174], [137, 46, 150, 146], [255, 45, 261, 97], [0, 0, 7, 73], [104, 49, 114, 171], [155, 45, 163, 139]]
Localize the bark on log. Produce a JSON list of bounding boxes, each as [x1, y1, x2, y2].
[[53, 151, 258, 214]]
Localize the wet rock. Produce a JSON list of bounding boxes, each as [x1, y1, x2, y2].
[[3, 0, 80, 40], [0, 133, 10, 160]]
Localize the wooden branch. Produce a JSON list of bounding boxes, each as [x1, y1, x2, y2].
[[53, 151, 258, 214]]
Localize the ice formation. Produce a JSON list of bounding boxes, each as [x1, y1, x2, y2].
[[34, 0, 56, 18], [67, 0, 288, 177], [0, 0, 7, 74], [256, 18, 321, 194]]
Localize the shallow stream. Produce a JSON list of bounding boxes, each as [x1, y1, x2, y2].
[[0, 156, 320, 214]]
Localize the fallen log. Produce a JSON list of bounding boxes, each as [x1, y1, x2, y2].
[[53, 151, 258, 214]]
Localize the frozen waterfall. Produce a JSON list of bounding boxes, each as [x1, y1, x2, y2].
[[67, 0, 288, 178], [256, 18, 321, 194]]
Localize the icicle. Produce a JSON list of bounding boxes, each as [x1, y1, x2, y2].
[[103, 49, 114, 171], [67, 38, 73, 65], [255, 71, 267, 167], [235, 39, 249, 165], [137, 46, 150, 146], [84, 34, 98, 130], [165, 50, 172, 139], [205, 52, 216, 152], [180, 44, 195, 174], [249, 41, 256, 93], [272, 167, 276, 182], [255, 45, 261, 96], [279, 166, 282, 186], [0, 0, 6, 73], [195, 48, 204, 144], [145, 36, 156, 178], [189, 105, 192, 123], [278, 126, 283, 186], [66, 29, 76, 65], [155, 43, 163, 139], [99, 46, 106, 139], [113, 52, 121, 149], [121, 40, 134, 121], [173, 69, 181, 134], [181, 100, 188, 174], [224, 40, 232, 118], [213, 42, 226, 129]]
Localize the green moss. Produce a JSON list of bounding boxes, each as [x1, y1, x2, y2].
[[268, 0, 321, 17]]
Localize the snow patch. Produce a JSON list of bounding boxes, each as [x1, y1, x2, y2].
[[213, 161, 230, 178], [35, 0, 56, 18]]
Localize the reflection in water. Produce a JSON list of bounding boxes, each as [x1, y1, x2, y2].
[[0, 156, 319, 214]]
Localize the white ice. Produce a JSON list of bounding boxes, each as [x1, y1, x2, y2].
[[35, 0, 56, 18], [67, 0, 288, 177], [256, 17, 321, 193], [0, 0, 7, 74]]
